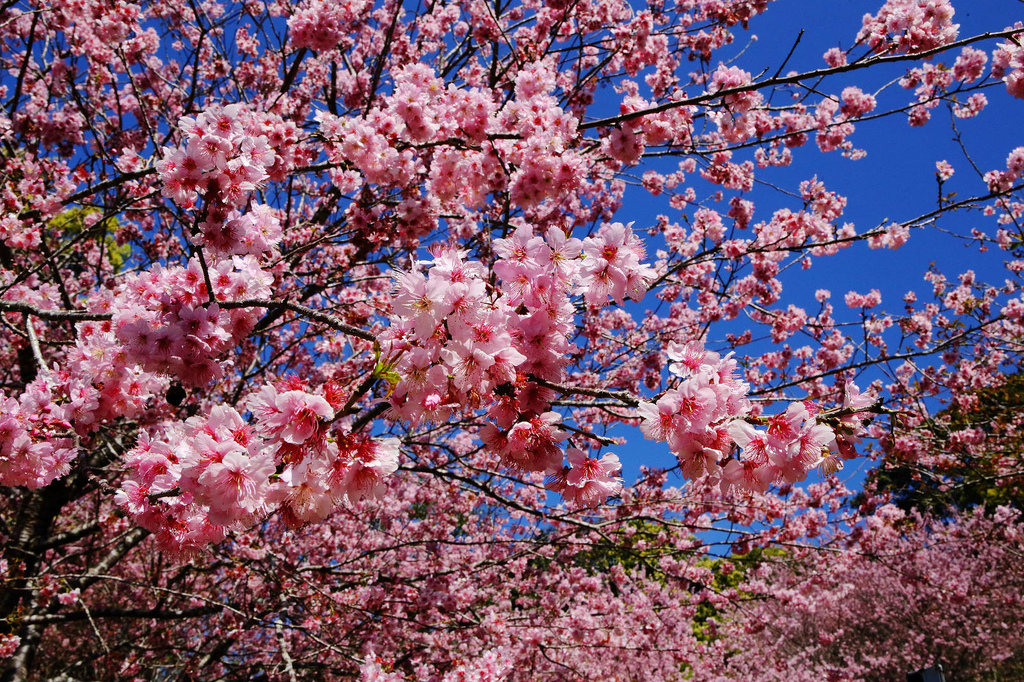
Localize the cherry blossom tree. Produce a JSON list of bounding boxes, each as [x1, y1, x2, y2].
[[695, 504, 1024, 682], [1, 0, 1023, 678]]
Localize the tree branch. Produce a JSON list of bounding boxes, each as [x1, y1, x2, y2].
[[0, 302, 111, 322], [528, 376, 641, 408], [19, 605, 221, 625], [219, 299, 376, 341], [580, 28, 1022, 130]]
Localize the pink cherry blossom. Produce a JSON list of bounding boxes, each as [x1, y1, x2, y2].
[[547, 448, 623, 508]]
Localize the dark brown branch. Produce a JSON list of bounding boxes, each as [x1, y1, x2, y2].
[[20, 605, 221, 625], [5, 11, 38, 119], [528, 375, 641, 407], [771, 29, 805, 81], [350, 402, 390, 432], [580, 28, 1022, 131], [0, 302, 111, 322], [75, 528, 150, 592], [219, 298, 376, 341], [749, 316, 1005, 398], [365, 0, 403, 115], [32, 522, 101, 552]]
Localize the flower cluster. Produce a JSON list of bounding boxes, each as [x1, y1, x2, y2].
[[273, 431, 401, 527], [60, 320, 167, 432], [118, 407, 268, 553], [984, 146, 1024, 193], [700, 150, 755, 191], [579, 222, 656, 306], [210, 203, 284, 257], [248, 383, 335, 450], [384, 246, 526, 424], [156, 105, 297, 255], [899, 60, 974, 125], [726, 404, 837, 492], [492, 225, 580, 381], [953, 46, 988, 82], [389, 64, 453, 144], [246, 383, 400, 520], [288, 0, 369, 52], [709, 65, 761, 114], [118, 383, 400, 554], [839, 86, 876, 118], [317, 109, 420, 190], [991, 27, 1024, 100], [546, 448, 623, 508], [857, 0, 958, 55], [637, 341, 752, 482], [499, 61, 584, 208], [386, 222, 652, 430], [383, 227, 649, 497], [0, 376, 77, 488], [481, 411, 567, 474], [113, 256, 272, 387], [157, 104, 271, 209], [0, 633, 18, 660], [637, 341, 863, 493]]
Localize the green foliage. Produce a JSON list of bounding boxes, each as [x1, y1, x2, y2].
[[568, 521, 672, 577], [49, 207, 130, 272], [568, 522, 787, 649], [690, 547, 787, 644]]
